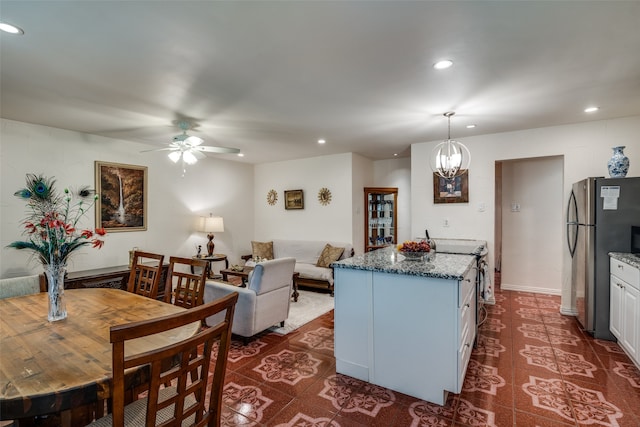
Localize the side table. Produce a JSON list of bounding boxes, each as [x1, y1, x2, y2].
[[192, 254, 229, 279]]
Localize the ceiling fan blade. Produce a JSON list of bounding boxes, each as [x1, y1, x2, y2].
[[140, 147, 178, 153], [195, 146, 241, 154], [191, 150, 206, 160]]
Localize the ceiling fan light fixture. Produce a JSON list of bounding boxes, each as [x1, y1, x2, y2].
[[185, 135, 203, 146], [182, 150, 198, 165], [168, 151, 181, 163], [429, 112, 471, 180]]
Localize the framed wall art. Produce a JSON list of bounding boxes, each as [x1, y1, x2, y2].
[[433, 170, 469, 204], [284, 189, 304, 210], [95, 161, 147, 232]]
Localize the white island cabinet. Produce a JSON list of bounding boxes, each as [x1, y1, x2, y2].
[[333, 248, 477, 406], [609, 254, 640, 369]]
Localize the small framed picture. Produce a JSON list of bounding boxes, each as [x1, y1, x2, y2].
[[284, 189, 304, 210], [95, 161, 147, 231], [433, 170, 469, 204]]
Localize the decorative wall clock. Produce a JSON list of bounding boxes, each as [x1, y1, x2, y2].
[[267, 189, 278, 205], [318, 187, 332, 205]]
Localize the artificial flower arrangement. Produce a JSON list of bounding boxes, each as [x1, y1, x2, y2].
[[8, 174, 106, 265], [8, 174, 106, 321]]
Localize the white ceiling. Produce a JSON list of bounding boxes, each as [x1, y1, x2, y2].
[[2, 1, 640, 164]]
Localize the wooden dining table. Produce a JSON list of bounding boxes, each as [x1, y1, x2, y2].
[[0, 288, 200, 423]]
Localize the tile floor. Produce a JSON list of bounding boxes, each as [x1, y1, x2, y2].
[[211, 281, 640, 426]]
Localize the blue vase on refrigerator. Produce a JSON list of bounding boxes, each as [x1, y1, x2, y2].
[[607, 146, 629, 178], [567, 176, 640, 340]]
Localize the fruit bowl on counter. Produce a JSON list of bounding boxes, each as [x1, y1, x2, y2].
[[397, 241, 431, 261]]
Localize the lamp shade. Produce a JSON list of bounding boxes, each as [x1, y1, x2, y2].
[[200, 215, 224, 233]]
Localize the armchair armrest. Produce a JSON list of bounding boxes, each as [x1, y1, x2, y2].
[[204, 280, 257, 329]]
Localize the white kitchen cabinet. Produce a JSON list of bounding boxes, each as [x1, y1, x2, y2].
[[334, 261, 476, 405], [609, 257, 640, 368]]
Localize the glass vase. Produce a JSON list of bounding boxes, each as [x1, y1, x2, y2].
[[45, 264, 67, 321], [607, 146, 629, 178]]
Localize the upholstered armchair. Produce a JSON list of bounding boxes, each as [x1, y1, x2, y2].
[[203, 257, 296, 341]]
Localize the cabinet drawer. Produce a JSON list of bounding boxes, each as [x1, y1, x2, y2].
[[458, 269, 475, 307], [459, 300, 472, 348], [611, 258, 640, 289]]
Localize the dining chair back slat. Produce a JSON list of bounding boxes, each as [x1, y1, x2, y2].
[[127, 251, 164, 299], [165, 256, 208, 309], [87, 292, 238, 427]]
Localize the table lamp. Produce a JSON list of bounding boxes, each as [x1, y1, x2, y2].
[[199, 214, 224, 256]]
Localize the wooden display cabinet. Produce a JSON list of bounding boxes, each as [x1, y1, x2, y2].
[[364, 187, 398, 252]]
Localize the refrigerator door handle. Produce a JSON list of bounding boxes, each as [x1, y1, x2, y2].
[[567, 190, 578, 257]]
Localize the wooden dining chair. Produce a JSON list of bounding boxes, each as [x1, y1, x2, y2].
[[165, 256, 209, 309], [87, 292, 238, 427], [127, 250, 165, 299]]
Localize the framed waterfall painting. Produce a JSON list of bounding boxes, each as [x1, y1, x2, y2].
[[95, 161, 147, 232]]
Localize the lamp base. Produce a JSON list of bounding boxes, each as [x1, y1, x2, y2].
[[207, 234, 215, 257]]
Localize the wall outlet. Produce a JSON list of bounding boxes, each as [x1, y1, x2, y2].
[[511, 202, 521, 212], [478, 203, 486, 212], [443, 218, 450, 227]]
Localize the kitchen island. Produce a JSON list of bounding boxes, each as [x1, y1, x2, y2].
[[332, 247, 477, 405]]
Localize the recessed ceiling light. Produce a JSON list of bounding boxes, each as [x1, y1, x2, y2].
[[584, 106, 600, 113], [318, 139, 326, 144], [433, 60, 453, 70], [237, 153, 244, 157], [466, 124, 476, 129], [0, 22, 25, 35], [393, 153, 398, 157]]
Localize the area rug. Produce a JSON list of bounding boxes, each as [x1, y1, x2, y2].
[[269, 290, 334, 335]]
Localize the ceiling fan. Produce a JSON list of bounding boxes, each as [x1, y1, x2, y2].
[[143, 120, 241, 174]]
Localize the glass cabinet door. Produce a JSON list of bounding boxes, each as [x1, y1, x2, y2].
[[364, 187, 398, 252]]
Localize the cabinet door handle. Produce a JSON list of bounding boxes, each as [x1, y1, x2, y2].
[[618, 264, 624, 270], [465, 303, 470, 308]]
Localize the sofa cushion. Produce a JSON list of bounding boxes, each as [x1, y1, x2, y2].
[[295, 263, 334, 284], [251, 241, 274, 260], [316, 244, 345, 267]]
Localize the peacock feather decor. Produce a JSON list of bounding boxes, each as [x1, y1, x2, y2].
[[8, 174, 106, 267]]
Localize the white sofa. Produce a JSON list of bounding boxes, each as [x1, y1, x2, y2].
[[245, 239, 354, 296]]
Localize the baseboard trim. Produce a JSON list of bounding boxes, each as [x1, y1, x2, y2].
[[500, 283, 562, 296], [560, 306, 577, 316]]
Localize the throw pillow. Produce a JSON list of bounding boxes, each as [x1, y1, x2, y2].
[[251, 241, 274, 260], [316, 244, 345, 268]]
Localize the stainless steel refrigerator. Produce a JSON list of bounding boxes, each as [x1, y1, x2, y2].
[[567, 177, 640, 340]]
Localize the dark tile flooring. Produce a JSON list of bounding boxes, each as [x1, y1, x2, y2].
[[210, 282, 640, 426]]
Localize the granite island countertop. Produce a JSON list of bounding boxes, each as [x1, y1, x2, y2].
[[332, 246, 476, 280], [609, 252, 640, 269]]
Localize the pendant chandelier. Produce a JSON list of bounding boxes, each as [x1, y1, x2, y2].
[[430, 112, 471, 180]]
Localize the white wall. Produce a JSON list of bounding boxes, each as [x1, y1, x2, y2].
[[411, 115, 640, 314], [253, 153, 358, 246], [0, 119, 254, 278], [501, 156, 564, 294]]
